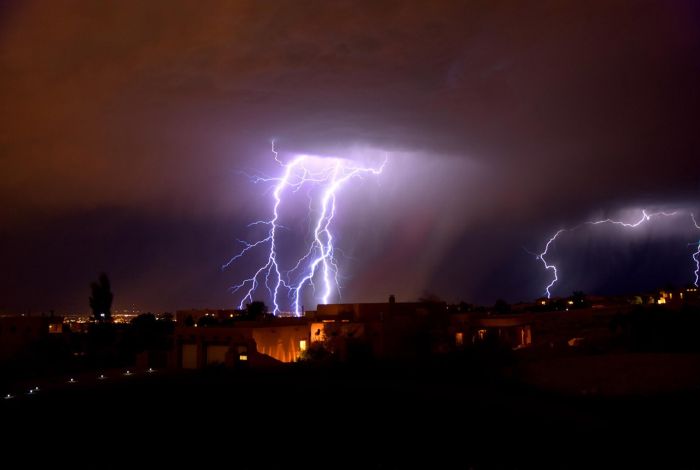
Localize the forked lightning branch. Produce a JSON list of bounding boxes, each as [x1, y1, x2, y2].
[[224, 143, 386, 316]]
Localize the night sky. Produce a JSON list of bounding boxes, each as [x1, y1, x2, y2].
[[1, 1, 699, 313]]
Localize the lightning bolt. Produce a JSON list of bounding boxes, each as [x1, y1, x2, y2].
[[536, 209, 681, 298], [692, 213, 700, 287], [225, 142, 386, 315], [289, 159, 385, 315]]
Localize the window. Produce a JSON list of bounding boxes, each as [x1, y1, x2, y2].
[[206, 345, 227, 365], [181, 344, 197, 369], [455, 332, 464, 346], [299, 340, 307, 351]]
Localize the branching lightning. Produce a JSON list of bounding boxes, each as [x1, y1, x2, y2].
[[535, 209, 694, 298], [224, 143, 386, 315], [692, 213, 700, 287]]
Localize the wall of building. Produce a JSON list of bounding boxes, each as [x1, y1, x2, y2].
[[0, 316, 52, 361], [450, 313, 534, 350], [252, 324, 309, 363], [171, 320, 311, 369]]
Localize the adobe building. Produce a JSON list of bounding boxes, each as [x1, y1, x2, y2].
[[0, 315, 64, 362], [170, 315, 309, 369], [311, 296, 452, 358], [450, 312, 533, 350], [169, 296, 542, 368]]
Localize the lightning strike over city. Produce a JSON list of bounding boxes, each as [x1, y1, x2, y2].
[[536, 209, 700, 298], [224, 143, 386, 315], [5, 1, 700, 459]]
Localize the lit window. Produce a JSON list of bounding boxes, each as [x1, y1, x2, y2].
[[657, 298, 666, 305], [239, 355, 248, 361], [299, 340, 307, 351], [455, 332, 464, 346], [477, 329, 487, 341]]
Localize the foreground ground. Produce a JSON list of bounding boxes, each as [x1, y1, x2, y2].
[[2, 354, 699, 468]]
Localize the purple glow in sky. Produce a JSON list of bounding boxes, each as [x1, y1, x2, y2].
[[1, 2, 699, 312], [224, 143, 386, 315]]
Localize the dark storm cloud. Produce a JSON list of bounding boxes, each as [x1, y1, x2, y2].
[[1, 1, 699, 310]]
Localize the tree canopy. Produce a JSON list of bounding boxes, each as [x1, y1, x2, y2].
[[89, 272, 114, 322], [245, 301, 268, 320]]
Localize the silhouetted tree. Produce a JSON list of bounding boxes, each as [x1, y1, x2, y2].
[[245, 301, 268, 320], [159, 312, 174, 322], [571, 291, 589, 308], [89, 273, 113, 322], [130, 313, 157, 352], [458, 301, 473, 312], [299, 341, 334, 362], [132, 312, 157, 327]]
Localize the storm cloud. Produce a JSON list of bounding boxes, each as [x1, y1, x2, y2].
[[1, 1, 698, 312]]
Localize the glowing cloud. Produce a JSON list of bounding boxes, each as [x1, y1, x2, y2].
[[224, 143, 386, 315]]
